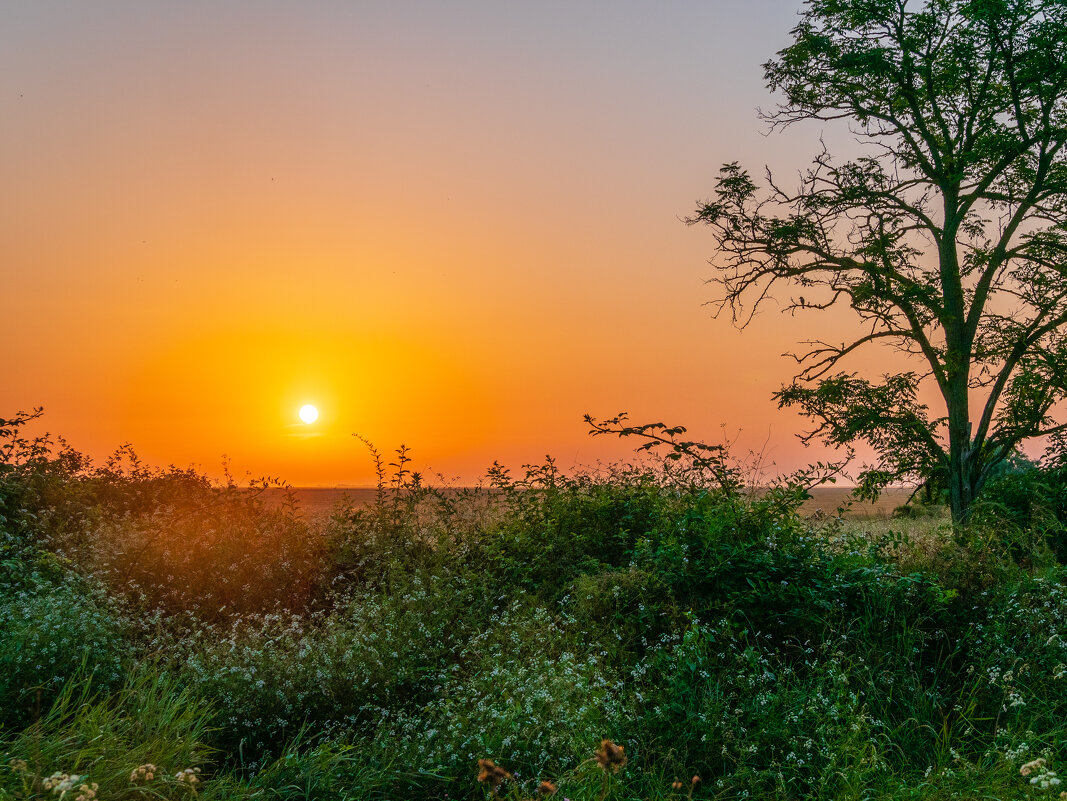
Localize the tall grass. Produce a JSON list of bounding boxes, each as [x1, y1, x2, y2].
[[1, 668, 211, 801]]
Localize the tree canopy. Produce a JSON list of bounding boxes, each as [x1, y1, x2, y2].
[[690, 0, 1067, 523]]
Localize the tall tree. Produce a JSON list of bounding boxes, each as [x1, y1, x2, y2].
[[691, 0, 1067, 524]]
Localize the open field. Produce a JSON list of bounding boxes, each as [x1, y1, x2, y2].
[[269, 485, 919, 520], [798, 486, 916, 517]]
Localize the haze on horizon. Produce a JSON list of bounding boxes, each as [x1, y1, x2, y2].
[[2, 2, 883, 486]]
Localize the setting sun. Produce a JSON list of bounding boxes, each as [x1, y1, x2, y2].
[[0, 2, 834, 488], [298, 404, 319, 424]]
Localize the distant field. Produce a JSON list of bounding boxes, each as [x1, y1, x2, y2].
[[261, 487, 378, 518], [265, 485, 918, 520], [800, 486, 914, 517]]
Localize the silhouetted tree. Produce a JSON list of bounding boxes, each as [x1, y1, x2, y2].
[[691, 0, 1067, 524]]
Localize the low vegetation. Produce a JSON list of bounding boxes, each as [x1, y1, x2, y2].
[[4, 409, 1067, 799]]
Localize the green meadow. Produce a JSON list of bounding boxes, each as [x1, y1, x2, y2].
[[4, 412, 1067, 801]]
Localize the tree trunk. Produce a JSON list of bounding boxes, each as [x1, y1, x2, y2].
[[940, 206, 975, 529], [946, 383, 974, 527]]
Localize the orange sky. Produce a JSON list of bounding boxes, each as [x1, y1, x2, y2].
[[3, 2, 903, 486]]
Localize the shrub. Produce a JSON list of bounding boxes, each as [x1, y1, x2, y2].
[[378, 602, 621, 792], [964, 569, 1067, 738], [975, 467, 1067, 563], [89, 480, 329, 620], [178, 571, 498, 765], [9, 412, 1067, 800], [632, 618, 888, 798], [0, 569, 128, 731]]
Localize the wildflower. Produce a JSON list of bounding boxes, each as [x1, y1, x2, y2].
[[538, 779, 558, 795], [131, 763, 158, 782], [43, 773, 68, 791], [44, 772, 82, 793], [176, 767, 202, 786], [672, 774, 701, 797], [1034, 772, 1062, 790], [40, 772, 96, 800], [476, 759, 512, 792], [594, 739, 627, 773], [9, 759, 28, 774]]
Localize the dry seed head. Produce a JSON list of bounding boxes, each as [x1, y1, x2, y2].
[[44, 772, 83, 792], [476, 759, 513, 790], [594, 739, 627, 773], [1022, 758, 1048, 777], [175, 767, 202, 785], [538, 779, 558, 795], [672, 780, 685, 790], [131, 763, 158, 782]]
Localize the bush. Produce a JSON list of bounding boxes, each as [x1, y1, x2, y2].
[[88, 480, 329, 620], [9, 413, 1067, 800], [0, 569, 128, 731], [631, 618, 887, 798], [964, 569, 1067, 738], [975, 466, 1067, 563], [378, 602, 620, 792], [178, 571, 499, 765]]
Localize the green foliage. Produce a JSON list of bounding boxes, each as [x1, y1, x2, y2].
[[88, 477, 328, 620], [378, 602, 620, 795], [0, 569, 128, 732], [633, 619, 888, 798], [206, 734, 398, 801], [974, 465, 1067, 563], [776, 374, 943, 499], [0, 409, 98, 558], [178, 571, 496, 765], [7, 413, 1067, 799], [0, 668, 212, 801], [965, 570, 1067, 738]]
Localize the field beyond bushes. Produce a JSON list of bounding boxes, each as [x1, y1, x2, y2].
[[4, 415, 1067, 800], [263, 486, 919, 521]]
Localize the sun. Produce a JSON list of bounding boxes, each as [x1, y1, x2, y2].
[[298, 404, 319, 424]]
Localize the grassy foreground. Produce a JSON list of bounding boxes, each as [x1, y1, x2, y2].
[[3, 415, 1067, 799]]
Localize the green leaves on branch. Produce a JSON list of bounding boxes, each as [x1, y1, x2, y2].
[[584, 413, 739, 492], [775, 374, 945, 499]]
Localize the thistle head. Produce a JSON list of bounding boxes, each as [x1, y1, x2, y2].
[[594, 739, 627, 773], [476, 759, 513, 792]]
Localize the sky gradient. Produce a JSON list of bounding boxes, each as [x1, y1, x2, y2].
[[3, 2, 887, 486]]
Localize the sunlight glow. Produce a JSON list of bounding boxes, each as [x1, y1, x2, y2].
[[298, 404, 319, 424]]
